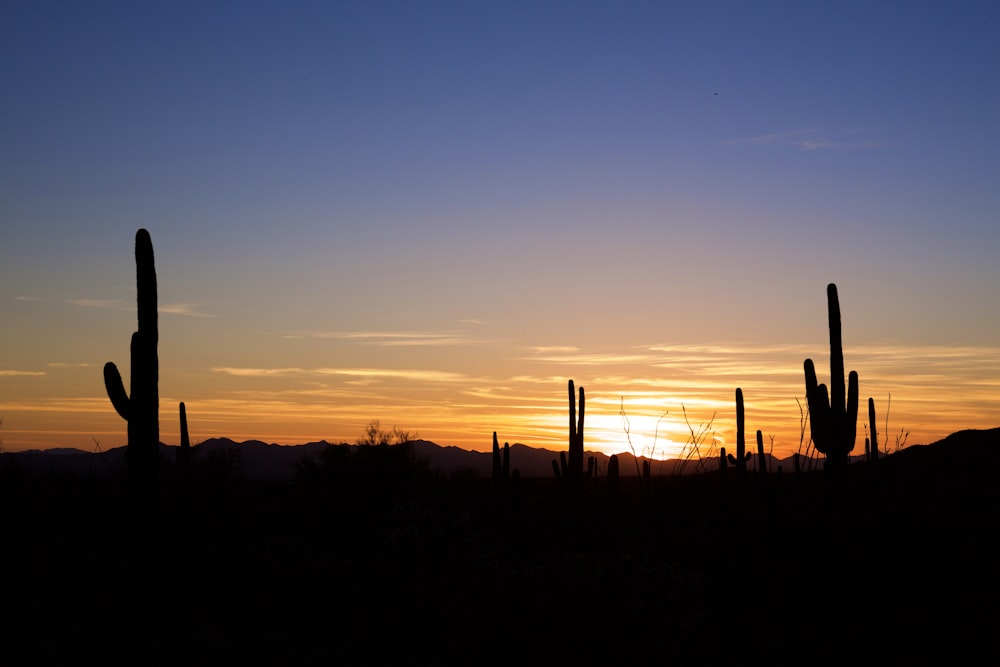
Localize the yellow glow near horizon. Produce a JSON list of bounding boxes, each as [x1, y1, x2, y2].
[[2, 342, 998, 460]]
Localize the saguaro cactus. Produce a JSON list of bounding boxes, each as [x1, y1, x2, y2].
[[492, 431, 511, 487], [727, 387, 752, 477], [607, 454, 620, 487], [803, 283, 859, 470], [104, 228, 160, 486], [177, 401, 191, 481], [567, 379, 585, 480], [868, 397, 879, 462], [756, 430, 767, 475]]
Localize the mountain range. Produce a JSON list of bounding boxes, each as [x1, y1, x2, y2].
[[4, 428, 997, 482]]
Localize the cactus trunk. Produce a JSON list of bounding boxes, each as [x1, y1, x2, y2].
[[568, 379, 585, 479], [868, 398, 879, 462], [727, 388, 752, 477], [104, 229, 159, 488]]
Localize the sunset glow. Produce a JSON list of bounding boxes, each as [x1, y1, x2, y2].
[[2, 2, 998, 460]]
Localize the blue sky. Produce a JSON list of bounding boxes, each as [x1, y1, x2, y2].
[[2, 1, 998, 455]]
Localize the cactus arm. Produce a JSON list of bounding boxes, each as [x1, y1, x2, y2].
[[135, 228, 158, 346], [578, 386, 585, 446], [845, 370, 859, 448], [826, 283, 845, 415], [104, 361, 130, 421], [567, 379, 585, 479]]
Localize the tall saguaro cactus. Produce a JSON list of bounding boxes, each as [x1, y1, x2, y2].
[[803, 283, 859, 470], [567, 379, 585, 480], [104, 228, 160, 486]]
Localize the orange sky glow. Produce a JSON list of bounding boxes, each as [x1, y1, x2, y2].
[[2, 4, 998, 462], [3, 326, 998, 461]]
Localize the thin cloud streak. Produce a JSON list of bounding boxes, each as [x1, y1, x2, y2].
[[292, 330, 474, 346], [723, 128, 886, 151], [16, 295, 210, 317], [211, 366, 472, 383]]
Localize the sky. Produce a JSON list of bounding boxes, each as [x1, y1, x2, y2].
[[2, 1, 998, 461]]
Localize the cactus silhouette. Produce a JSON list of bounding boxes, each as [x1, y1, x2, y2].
[[103, 229, 159, 487], [568, 379, 585, 479], [804, 283, 859, 470], [756, 430, 767, 475], [492, 431, 511, 488], [553, 380, 591, 494], [727, 388, 752, 477], [607, 454, 620, 489], [868, 398, 879, 462], [177, 401, 191, 481]]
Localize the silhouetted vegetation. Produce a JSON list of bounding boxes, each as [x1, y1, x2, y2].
[[4, 234, 996, 662], [102, 228, 160, 489], [804, 283, 860, 472]]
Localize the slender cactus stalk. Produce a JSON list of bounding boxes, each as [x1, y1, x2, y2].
[[727, 388, 752, 477], [568, 379, 585, 480], [868, 398, 879, 462], [756, 430, 767, 475], [177, 401, 191, 481]]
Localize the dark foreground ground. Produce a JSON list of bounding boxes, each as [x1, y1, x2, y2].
[[4, 429, 999, 663]]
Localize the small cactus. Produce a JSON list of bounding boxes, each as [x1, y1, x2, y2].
[[608, 454, 620, 485], [177, 401, 191, 482], [727, 388, 752, 476], [492, 431, 517, 492], [756, 430, 767, 475], [868, 398, 879, 462]]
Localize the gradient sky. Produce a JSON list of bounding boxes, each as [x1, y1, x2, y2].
[[2, 1, 998, 461]]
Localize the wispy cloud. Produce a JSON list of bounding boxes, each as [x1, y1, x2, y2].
[[160, 303, 213, 317], [17, 295, 211, 317], [68, 298, 129, 309], [212, 366, 472, 383], [291, 330, 472, 346], [523, 351, 654, 365], [315, 368, 471, 383], [724, 128, 886, 151], [212, 367, 305, 377], [0, 369, 46, 377]]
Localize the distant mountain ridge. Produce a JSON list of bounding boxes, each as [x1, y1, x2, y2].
[[3, 428, 998, 482]]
